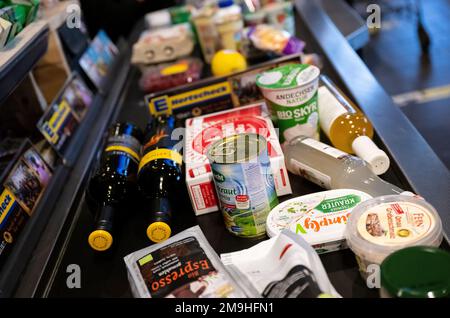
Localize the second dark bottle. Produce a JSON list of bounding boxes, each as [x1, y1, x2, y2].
[[138, 115, 182, 243]]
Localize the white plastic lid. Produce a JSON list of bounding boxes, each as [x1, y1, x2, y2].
[[352, 136, 390, 175], [345, 195, 443, 266]]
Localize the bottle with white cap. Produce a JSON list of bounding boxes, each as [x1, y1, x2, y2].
[[318, 75, 390, 175], [283, 136, 410, 198]]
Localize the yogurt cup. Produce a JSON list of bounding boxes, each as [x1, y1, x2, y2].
[[266, 189, 372, 254], [345, 195, 443, 280], [256, 64, 320, 144]]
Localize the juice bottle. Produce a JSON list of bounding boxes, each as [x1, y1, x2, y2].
[[319, 75, 389, 175]]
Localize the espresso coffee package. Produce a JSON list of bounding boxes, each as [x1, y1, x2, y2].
[[124, 226, 246, 298]]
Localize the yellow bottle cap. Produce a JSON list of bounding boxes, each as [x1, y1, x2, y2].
[[147, 222, 171, 243], [88, 230, 113, 251]]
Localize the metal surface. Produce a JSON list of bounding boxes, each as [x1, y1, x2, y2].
[[295, 0, 450, 241], [0, 22, 49, 105], [319, 0, 370, 50]]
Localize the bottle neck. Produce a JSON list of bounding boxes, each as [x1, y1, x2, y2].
[[94, 205, 117, 233], [149, 197, 172, 224]]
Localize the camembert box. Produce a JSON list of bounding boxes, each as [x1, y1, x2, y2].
[[185, 103, 292, 215]]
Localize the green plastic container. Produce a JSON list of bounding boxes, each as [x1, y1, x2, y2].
[[380, 246, 450, 298]]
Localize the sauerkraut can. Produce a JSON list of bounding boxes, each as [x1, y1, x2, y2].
[[207, 133, 278, 238], [256, 64, 320, 144]]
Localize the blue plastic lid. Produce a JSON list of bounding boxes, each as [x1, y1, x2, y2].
[[218, 0, 234, 8]]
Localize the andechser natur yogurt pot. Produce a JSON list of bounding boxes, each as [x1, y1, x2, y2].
[[256, 63, 320, 144], [380, 246, 450, 298], [345, 195, 443, 280]]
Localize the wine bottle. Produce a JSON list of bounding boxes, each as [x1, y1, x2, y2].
[[87, 122, 143, 251], [283, 136, 408, 197], [319, 75, 389, 175], [138, 115, 182, 243]]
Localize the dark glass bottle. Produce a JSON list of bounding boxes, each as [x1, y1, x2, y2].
[[138, 115, 182, 243], [86, 122, 143, 251]]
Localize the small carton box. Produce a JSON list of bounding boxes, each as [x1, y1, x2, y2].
[[185, 102, 292, 216]]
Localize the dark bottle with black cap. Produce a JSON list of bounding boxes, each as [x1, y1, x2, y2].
[[86, 122, 143, 251], [138, 115, 182, 243]]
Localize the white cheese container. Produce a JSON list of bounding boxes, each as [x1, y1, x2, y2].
[[266, 189, 372, 254], [344, 195, 443, 280]]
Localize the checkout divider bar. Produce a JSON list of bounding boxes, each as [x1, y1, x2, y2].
[[295, 0, 450, 241]]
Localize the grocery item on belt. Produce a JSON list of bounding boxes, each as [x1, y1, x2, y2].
[[318, 75, 389, 175], [263, 1, 295, 35], [138, 58, 203, 94], [221, 230, 341, 298], [124, 225, 246, 298], [380, 246, 450, 298], [256, 64, 320, 144], [247, 24, 305, 56], [185, 103, 292, 216], [131, 23, 194, 65], [86, 123, 143, 252], [192, 5, 219, 63], [266, 189, 372, 254], [283, 136, 405, 196], [214, 0, 244, 52], [345, 195, 443, 280], [208, 133, 278, 238], [169, 5, 192, 25], [211, 49, 247, 77], [138, 115, 183, 243], [145, 9, 171, 29]]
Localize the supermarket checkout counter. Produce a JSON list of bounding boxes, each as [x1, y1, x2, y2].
[[6, 0, 449, 298]]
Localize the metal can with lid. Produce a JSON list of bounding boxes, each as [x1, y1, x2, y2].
[[207, 133, 278, 238]]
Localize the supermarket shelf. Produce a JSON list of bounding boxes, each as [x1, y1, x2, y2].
[[10, 39, 131, 298], [295, 0, 450, 240], [0, 21, 49, 105]]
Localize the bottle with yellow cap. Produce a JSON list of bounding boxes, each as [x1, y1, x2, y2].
[[86, 122, 143, 252], [138, 115, 182, 243]]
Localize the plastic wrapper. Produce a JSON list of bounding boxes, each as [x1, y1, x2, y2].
[[124, 225, 246, 298], [247, 24, 305, 56], [139, 58, 203, 94], [221, 230, 341, 298]]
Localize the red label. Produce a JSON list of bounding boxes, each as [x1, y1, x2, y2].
[[188, 164, 211, 178], [235, 195, 249, 203], [202, 105, 262, 123], [190, 182, 217, 211], [192, 116, 271, 155], [391, 203, 405, 215]]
